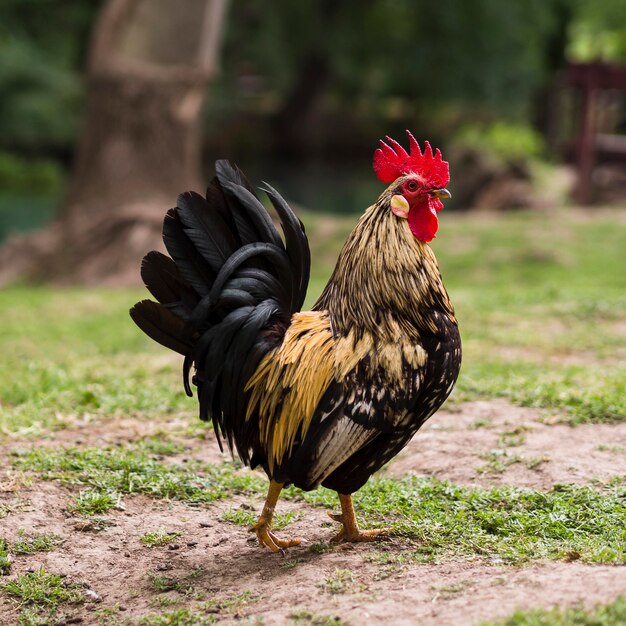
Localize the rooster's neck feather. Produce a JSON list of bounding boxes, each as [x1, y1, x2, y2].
[[314, 196, 456, 340]]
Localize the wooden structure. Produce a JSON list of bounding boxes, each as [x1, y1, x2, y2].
[[560, 62, 626, 204]]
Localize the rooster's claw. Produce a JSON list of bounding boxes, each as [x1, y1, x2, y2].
[[250, 522, 302, 554], [329, 526, 390, 544]]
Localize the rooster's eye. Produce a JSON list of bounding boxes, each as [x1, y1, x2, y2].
[[406, 181, 418, 191]]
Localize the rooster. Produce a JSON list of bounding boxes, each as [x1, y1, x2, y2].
[[130, 131, 461, 552]]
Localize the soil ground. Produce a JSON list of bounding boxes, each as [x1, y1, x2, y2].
[[1, 400, 625, 625]]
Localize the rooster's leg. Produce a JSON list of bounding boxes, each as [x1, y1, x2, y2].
[[250, 480, 302, 553], [329, 493, 389, 543]]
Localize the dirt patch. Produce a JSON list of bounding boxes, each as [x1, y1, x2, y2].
[[1, 480, 625, 626], [1, 400, 625, 625], [386, 400, 626, 489]]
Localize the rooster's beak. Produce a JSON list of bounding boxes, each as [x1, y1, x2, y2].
[[429, 188, 451, 200]]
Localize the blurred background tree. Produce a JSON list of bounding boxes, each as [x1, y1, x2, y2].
[[0, 0, 228, 284], [0, 0, 625, 284]]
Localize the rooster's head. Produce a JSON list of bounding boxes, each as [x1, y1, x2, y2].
[[373, 131, 451, 242]]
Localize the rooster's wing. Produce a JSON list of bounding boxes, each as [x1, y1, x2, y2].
[[246, 312, 426, 491]]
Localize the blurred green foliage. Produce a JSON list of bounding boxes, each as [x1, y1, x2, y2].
[[212, 0, 626, 130], [213, 0, 563, 130], [568, 0, 626, 61], [0, 194, 59, 241], [0, 34, 82, 151], [0, 1, 98, 155], [453, 122, 546, 162], [0, 149, 63, 239], [0, 152, 63, 194], [0, 0, 625, 190]]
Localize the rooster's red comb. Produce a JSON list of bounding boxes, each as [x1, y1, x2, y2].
[[373, 130, 449, 188]]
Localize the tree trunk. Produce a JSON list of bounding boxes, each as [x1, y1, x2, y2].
[[0, 0, 228, 286]]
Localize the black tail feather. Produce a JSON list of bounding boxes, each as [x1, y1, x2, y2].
[[215, 162, 262, 246], [141, 251, 198, 320], [219, 299, 281, 431], [215, 160, 256, 196], [261, 182, 311, 311], [219, 181, 283, 249], [229, 268, 289, 305], [183, 242, 292, 338], [176, 191, 236, 273], [130, 160, 311, 464], [130, 300, 190, 355], [205, 176, 238, 238], [162, 209, 215, 297]]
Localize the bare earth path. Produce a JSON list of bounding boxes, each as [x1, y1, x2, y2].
[[1, 400, 625, 625]]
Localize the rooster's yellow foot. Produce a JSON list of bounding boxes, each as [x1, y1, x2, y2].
[[327, 511, 390, 543], [250, 480, 302, 554], [250, 521, 302, 554]]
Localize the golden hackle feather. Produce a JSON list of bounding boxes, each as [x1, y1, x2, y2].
[[315, 186, 456, 340], [245, 311, 336, 472]]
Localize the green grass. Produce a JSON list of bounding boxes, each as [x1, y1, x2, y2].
[[433, 211, 626, 424], [0, 287, 191, 437], [137, 437, 188, 456], [140, 529, 183, 547], [11, 445, 266, 503], [222, 507, 301, 529], [290, 611, 343, 625], [2, 568, 83, 606], [0, 210, 623, 439], [0, 537, 11, 575], [139, 608, 217, 625], [298, 476, 626, 564], [9, 441, 224, 511], [67, 487, 124, 516], [476, 450, 548, 475], [12, 530, 63, 555], [139, 589, 255, 624], [149, 570, 194, 593], [0, 533, 63, 577], [319, 568, 355, 594], [456, 360, 625, 425], [10, 445, 626, 565], [596, 444, 626, 455], [73, 516, 112, 533], [201, 590, 257, 612], [0, 497, 33, 520], [482, 596, 626, 626]]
